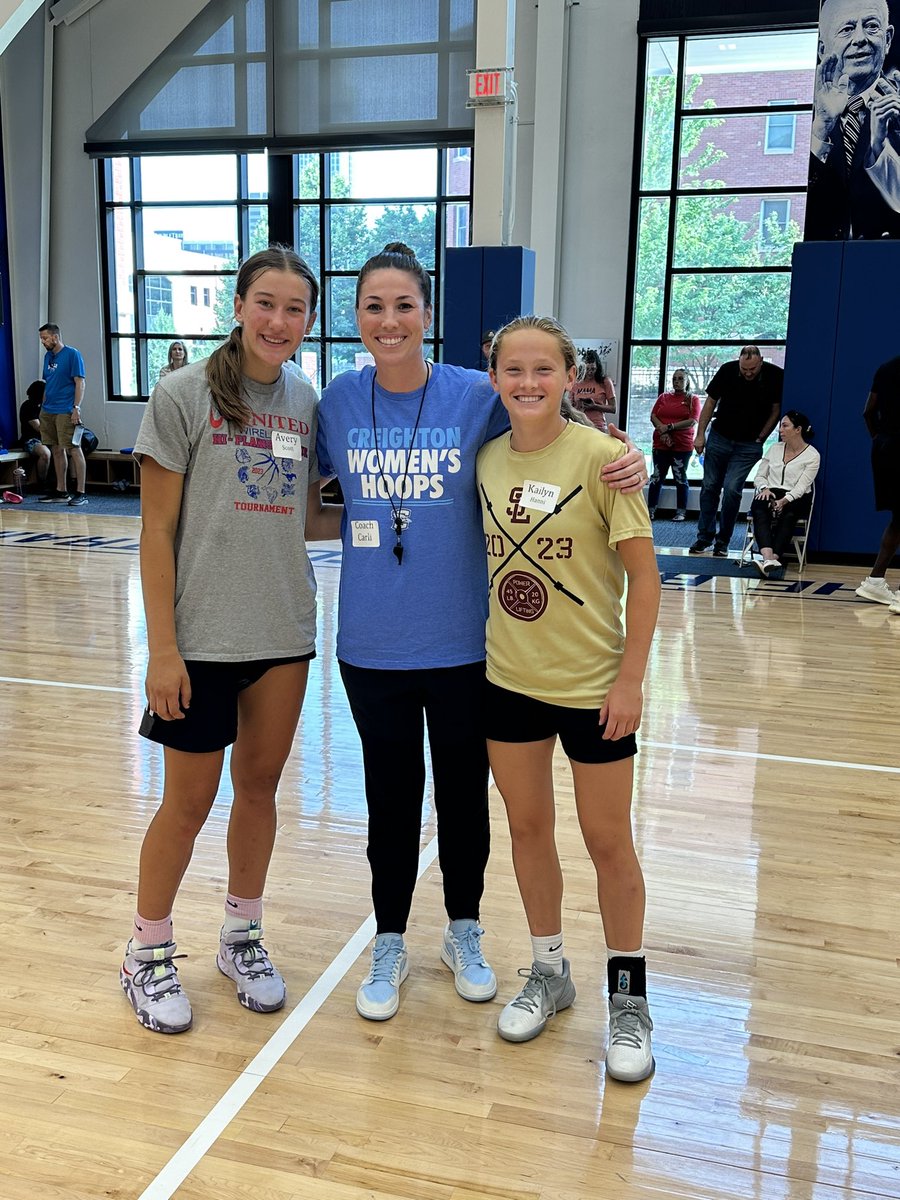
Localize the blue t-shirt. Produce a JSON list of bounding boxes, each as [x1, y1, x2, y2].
[[42, 345, 85, 413], [317, 363, 510, 669]]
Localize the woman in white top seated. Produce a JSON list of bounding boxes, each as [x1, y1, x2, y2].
[[750, 410, 820, 576]]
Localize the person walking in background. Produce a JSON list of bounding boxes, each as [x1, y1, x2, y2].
[[18, 379, 51, 492], [856, 354, 900, 611], [690, 345, 783, 557], [750, 411, 820, 577], [38, 323, 88, 506], [120, 247, 341, 1035], [570, 349, 616, 432], [478, 316, 659, 1082], [647, 368, 701, 521], [159, 340, 189, 380], [316, 243, 649, 1025]]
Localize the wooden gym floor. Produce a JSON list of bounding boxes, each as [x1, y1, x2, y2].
[[1, 506, 898, 1200]]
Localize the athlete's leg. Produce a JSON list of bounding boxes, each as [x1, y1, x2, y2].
[[136, 747, 225, 919], [570, 756, 644, 950], [226, 660, 309, 898], [488, 737, 561, 934]]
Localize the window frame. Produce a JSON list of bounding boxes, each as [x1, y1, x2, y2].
[[98, 145, 473, 401], [764, 101, 798, 154], [622, 29, 815, 473]]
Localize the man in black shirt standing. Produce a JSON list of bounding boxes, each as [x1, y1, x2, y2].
[[855, 355, 900, 609], [690, 345, 784, 556]]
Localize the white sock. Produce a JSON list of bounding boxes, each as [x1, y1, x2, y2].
[[531, 933, 564, 975], [607, 946, 644, 959]]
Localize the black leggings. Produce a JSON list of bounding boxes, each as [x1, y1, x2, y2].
[[750, 490, 812, 559], [339, 660, 490, 935]]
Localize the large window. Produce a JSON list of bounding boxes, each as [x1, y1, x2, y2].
[[100, 146, 472, 399], [624, 30, 817, 465]]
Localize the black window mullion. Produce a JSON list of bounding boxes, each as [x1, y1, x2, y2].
[[658, 35, 686, 400]]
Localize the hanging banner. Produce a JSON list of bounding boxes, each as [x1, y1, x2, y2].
[[805, 0, 900, 239]]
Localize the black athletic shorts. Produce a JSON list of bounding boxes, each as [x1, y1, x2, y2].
[[484, 680, 637, 765], [139, 654, 313, 754], [872, 433, 900, 514]]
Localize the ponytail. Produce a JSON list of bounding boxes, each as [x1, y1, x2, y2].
[[207, 327, 251, 429], [206, 245, 319, 430]]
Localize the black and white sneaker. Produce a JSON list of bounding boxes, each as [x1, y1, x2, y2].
[[68, 493, 88, 506]]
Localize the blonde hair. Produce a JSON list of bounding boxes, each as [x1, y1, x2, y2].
[[206, 246, 319, 429], [167, 341, 189, 370], [490, 315, 590, 425]]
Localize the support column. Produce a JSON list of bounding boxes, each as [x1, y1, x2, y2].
[[471, 0, 516, 247], [529, 0, 568, 314]]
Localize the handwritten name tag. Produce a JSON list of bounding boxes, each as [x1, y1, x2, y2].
[[351, 520, 380, 548], [272, 430, 302, 460], [521, 479, 561, 513]]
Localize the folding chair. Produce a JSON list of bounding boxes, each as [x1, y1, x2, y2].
[[741, 482, 814, 574]]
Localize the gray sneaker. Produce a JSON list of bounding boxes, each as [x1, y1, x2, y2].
[[606, 993, 655, 1082], [217, 924, 286, 1013], [497, 959, 576, 1043], [120, 939, 193, 1034]]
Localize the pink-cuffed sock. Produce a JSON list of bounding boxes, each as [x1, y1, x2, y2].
[[223, 893, 263, 934], [132, 913, 174, 949]]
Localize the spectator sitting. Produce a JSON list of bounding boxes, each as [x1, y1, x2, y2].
[[158, 340, 189, 380], [647, 369, 701, 521], [750, 411, 820, 577], [19, 379, 51, 491]]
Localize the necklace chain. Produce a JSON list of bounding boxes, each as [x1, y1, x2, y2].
[[370, 362, 432, 566]]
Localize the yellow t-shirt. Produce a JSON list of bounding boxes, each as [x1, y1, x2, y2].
[[476, 421, 652, 708]]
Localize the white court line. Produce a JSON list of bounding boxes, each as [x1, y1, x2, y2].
[[0, 675, 131, 693], [137, 835, 439, 1200], [644, 740, 900, 775], [3, 676, 895, 775]]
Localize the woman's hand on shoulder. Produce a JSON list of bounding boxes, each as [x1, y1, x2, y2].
[[602, 425, 648, 494], [145, 649, 191, 720]]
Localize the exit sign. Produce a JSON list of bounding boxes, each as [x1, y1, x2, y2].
[[466, 66, 513, 107]]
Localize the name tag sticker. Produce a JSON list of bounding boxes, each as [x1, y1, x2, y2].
[[272, 430, 302, 459], [521, 479, 561, 513], [351, 520, 380, 548]]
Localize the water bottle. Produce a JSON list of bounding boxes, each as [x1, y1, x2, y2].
[[12, 466, 26, 498]]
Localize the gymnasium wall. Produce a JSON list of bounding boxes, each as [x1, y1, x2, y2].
[[0, 0, 645, 448]]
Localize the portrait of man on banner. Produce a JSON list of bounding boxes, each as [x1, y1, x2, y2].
[[805, 0, 900, 240]]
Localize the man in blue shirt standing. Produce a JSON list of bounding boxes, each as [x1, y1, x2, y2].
[[38, 323, 88, 505]]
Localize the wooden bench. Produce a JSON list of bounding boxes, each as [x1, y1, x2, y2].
[[0, 448, 29, 488]]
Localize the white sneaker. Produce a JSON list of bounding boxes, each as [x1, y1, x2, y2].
[[217, 924, 286, 1013], [120, 939, 193, 1034], [497, 960, 576, 1043], [606, 993, 655, 1082], [356, 934, 408, 1021], [890, 599, 900, 615], [440, 920, 497, 1001], [856, 577, 899, 607]]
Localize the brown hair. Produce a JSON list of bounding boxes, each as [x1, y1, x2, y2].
[[490, 315, 590, 425], [355, 241, 432, 309], [206, 246, 319, 428]]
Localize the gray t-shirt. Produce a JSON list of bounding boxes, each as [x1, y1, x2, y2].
[[134, 359, 320, 662]]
